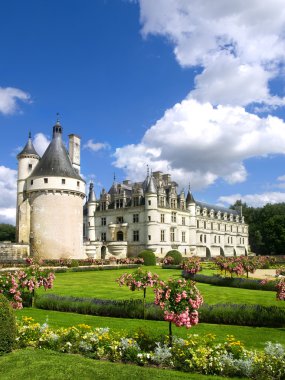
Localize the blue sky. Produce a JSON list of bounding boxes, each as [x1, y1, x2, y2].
[[1, 0, 285, 224]]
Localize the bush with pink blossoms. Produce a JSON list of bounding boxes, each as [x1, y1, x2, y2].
[[117, 267, 159, 319], [0, 272, 23, 309], [276, 278, 285, 301], [154, 278, 203, 346], [181, 256, 201, 275]]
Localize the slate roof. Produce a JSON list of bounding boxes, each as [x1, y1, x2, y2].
[[30, 124, 83, 181], [196, 201, 240, 215], [17, 133, 40, 158]]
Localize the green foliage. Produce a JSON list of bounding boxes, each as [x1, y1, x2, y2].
[[231, 201, 285, 255], [0, 224, 16, 242], [199, 303, 285, 327], [0, 294, 16, 355], [165, 250, 183, 265], [186, 273, 277, 291], [138, 250, 156, 266]]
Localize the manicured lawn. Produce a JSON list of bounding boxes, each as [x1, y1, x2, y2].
[[0, 349, 244, 380], [39, 266, 284, 308], [15, 308, 285, 349]]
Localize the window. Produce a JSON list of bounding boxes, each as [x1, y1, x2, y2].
[[133, 214, 139, 223], [148, 216, 151, 222], [101, 202, 106, 211], [30, 180, 33, 185], [218, 223, 221, 231], [182, 231, 186, 242], [197, 220, 199, 228], [116, 199, 123, 208], [116, 216, 124, 224], [62, 179, 65, 184], [101, 232, 106, 241], [160, 197, 165, 207], [204, 234, 206, 243], [171, 199, 176, 208], [214, 235, 217, 243], [148, 200, 151, 206], [160, 230, 165, 242], [77, 181, 80, 187], [101, 217, 106, 226], [230, 225, 233, 232], [171, 212, 177, 223], [148, 235, 151, 241], [204, 221, 206, 229], [44, 178, 48, 183], [182, 217, 185, 226], [211, 222, 213, 230], [219, 236, 221, 243], [170, 227, 175, 242], [161, 213, 165, 223], [133, 230, 139, 242], [28, 164, 32, 170], [133, 197, 139, 206]]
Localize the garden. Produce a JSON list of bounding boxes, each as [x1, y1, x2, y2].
[[0, 251, 285, 379]]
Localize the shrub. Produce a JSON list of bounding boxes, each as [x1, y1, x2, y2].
[[0, 294, 16, 355], [165, 250, 182, 265], [138, 250, 156, 266]]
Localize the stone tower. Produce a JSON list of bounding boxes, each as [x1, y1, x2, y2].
[[16, 120, 86, 259], [16, 132, 40, 243]]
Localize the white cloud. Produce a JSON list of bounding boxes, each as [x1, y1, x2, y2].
[[219, 192, 285, 208], [139, 0, 285, 106], [0, 87, 30, 115], [277, 174, 285, 181], [33, 133, 50, 156], [0, 166, 17, 224], [114, 99, 285, 189], [83, 139, 110, 152]]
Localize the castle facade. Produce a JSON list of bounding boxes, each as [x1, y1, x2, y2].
[[16, 121, 249, 260]]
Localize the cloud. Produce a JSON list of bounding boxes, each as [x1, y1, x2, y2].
[[33, 133, 50, 156], [219, 191, 285, 208], [138, 0, 285, 106], [277, 174, 285, 182], [114, 99, 285, 189], [0, 87, 31, 115], [83, 139, 110, 152], [0, 166, 17, 224]]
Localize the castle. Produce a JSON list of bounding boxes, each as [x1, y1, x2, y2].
[[16, 120, 249, 260]]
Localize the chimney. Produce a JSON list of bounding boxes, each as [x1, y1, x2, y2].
[[68, 134, 81, 173]]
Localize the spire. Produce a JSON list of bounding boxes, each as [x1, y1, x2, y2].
[[17, 132, 40, 159], [88, 182, 96, 202], [186, 182, 195, 204], [53, 113, 62, 138], [146, 171, 157, 194]]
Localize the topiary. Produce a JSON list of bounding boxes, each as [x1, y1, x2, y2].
[[165, 250, 183, 265], [0, 294, 16, 355], [138, 250, 156, 266]]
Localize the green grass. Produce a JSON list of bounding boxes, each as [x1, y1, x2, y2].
[[40, 266, 284, 308], [15, 308, 285, 349], [0, 348, 244, 380]]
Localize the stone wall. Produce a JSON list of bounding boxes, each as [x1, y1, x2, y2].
[[0, 242, 30, 262]]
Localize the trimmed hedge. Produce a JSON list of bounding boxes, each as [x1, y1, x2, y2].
[[165, 250, 182, 265], [183, 272, 277, 291], [35, 294, 285, 327], [0, 294, 16, 355], [138, 250, 156, 266]]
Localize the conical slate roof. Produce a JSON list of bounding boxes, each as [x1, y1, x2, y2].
[[88, 182, 96, 202], [144, 173, 157, 194], [186, 189, 195, 204], [30, 122, 83, 180], [17, 133, 40, 158]]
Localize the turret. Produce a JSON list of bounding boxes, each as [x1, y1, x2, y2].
[[16, 132, 40, 242], [87, 182, 96, 242]]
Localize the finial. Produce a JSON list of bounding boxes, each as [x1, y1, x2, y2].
[[113, 172, 116, 182], [146, 164, 149, 176], [188, 182, 191, 192], [28, 131, 31, 139], [56, 112, 60, 122]]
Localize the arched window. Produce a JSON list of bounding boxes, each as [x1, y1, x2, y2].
[[117, 231, 124, 241]]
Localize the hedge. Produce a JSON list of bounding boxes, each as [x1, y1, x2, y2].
[[0, 294, 16, 355], [165, 250, 182, 265], [138, 250, 156, 266]]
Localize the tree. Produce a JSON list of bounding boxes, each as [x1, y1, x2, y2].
[[0, 224, 16, 242]]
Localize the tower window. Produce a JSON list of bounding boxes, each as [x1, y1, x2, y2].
[[133, 230, 139, 242], [28, 164, 32, 170], [30, 180, 33, 185], [148, 216, 151, 222], [62, 179, 66, 184], [160, 214, 165, 223], [182, 217, 185, 226], [133, 214, 139, 223], [101, 217, 106, 226], [44, 178, 48, 184], [77, 181, 80, 187], [160, 230, 165, 242], [101, 232, 106, 241], [148, 200, 151, 206]]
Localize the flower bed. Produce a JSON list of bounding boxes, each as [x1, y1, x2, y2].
[[15, 317, 285, 379]]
